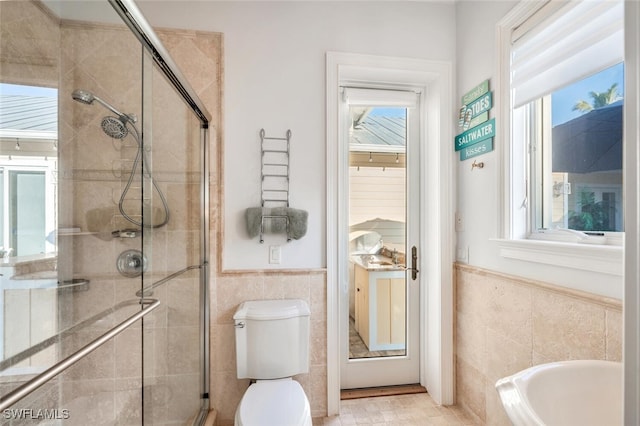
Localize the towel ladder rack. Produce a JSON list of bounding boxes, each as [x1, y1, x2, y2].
[[260, 128, 291, 243], [261, 128, 291, 207]]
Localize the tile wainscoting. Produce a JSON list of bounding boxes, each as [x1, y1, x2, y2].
[[454, 263, 622, 425]]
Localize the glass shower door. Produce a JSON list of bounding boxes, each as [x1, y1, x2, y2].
[[140, 48, 207, 423]]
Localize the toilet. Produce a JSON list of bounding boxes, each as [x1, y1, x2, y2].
[[233, 299, 312, 426]]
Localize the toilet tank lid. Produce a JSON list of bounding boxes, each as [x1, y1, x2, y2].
[[234, 299, 310, 321]]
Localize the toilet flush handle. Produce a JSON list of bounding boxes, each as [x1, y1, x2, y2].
[[235, 321, 245, 329]]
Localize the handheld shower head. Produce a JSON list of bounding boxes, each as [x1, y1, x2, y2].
[[71, 90, 170, 229], [71, 89, 137, 124], [101, 116, 128, 139], [71, 89, 94, 105]]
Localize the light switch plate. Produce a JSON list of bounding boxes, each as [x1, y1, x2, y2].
[[269, 245, 281, 264]]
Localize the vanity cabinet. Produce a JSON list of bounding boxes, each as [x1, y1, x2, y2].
[[354, 263, 405, 351]]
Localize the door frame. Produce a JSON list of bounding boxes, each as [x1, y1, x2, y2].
[[326, 52, 454, 414]]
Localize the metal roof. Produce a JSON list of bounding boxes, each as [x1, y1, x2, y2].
[[0, 94, 58, 139], [349, 109, 406, 153]]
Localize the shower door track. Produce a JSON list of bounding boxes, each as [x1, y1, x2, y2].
[[0, 298, 160, 411]]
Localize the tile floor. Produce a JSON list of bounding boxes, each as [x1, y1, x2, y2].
[[313, 393, 479, 425]]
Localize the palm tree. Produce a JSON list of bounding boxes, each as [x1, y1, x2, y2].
[[572, 83, 622, 113]]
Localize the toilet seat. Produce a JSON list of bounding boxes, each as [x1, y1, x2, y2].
[[235, 378, 312, 426]]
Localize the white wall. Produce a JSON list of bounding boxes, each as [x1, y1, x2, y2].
[[349, 166, 405, 226], [138, 1, 456, 270], [455, 0, 624, 299]]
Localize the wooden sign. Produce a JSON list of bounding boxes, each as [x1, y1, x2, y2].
[[468, 112, 489, 129], [460, 138, 493, 161], [456, 79, 494, 160], [461, 79, 489, 106], [455, 118, 495, 152]]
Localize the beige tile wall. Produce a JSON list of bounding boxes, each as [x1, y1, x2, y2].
[[454, 263, 622, 425]]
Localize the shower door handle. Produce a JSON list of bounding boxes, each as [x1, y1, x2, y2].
[[409, 246, 419, 281]]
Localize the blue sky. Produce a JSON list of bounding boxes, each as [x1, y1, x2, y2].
[[552, 62, 624, 126], [0, 83, 57, 98], [369, 107, 406, 118]]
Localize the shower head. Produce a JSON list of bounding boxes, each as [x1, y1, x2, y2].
[[71, 89, 94, 105], [101, 116, 128, 139], [71, 89, 137, 124]]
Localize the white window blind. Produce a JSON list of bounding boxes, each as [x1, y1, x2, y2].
[[511, 0, 623, 108], [342, 87, 419, 108]]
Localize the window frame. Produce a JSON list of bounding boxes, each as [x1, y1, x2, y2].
[[495, 1, 623, 277]]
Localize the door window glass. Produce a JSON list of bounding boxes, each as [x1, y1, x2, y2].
[[348, 106, 407, 359]]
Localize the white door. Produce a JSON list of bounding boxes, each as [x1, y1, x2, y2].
[[339, 87, 421, 389]]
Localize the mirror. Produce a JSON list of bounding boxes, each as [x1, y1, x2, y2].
[[1, 0, 60, 260], [0, 0, 61, 376]]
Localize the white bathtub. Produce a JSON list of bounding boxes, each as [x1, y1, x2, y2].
[[495, 360, 622, 426]]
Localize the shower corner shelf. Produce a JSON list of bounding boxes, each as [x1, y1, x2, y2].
[[57, 231, 97, 237]]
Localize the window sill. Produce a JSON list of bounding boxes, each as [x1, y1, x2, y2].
[[494, 238, 623, 276]]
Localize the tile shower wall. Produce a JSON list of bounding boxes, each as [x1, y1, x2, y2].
[[454, 263, 622, 425], [0, 1, 59, 86]]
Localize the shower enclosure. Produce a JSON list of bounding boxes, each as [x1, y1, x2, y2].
[[0, 0, 210, 424]]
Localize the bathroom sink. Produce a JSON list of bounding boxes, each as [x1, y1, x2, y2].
[[367, 256, 403, 269], [369, 260, 394, 266], [366, 254, 395, 266], [495, 360, 622, 426], [351, 253, 404, 270]]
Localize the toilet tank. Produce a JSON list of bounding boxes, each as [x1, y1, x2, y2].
[[233, 299, 310, 380]]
